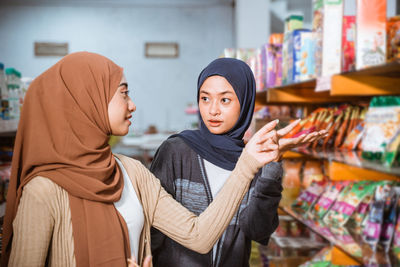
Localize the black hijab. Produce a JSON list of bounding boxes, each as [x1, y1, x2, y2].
[[175, 58, 256, 170]]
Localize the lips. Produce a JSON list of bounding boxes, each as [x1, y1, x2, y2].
[[208, 120, 222, 126]]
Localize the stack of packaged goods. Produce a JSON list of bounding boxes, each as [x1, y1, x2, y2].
[[0, 64, 25, 131], [289, 178, 400, 262], [282, 96, 400, 168], [222, 0, 400, 92]]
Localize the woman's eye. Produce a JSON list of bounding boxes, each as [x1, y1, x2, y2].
[[222, 98, 231, 103], [122, 90, 129, 96], [201, 96, 209, 102]]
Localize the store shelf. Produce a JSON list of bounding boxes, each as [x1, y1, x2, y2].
[[292, 148, 400, 180], [0, 120, 18, 137], [331, 61, 400, 96], [257, 61, 400, 104], [280, 206, 400, 266]]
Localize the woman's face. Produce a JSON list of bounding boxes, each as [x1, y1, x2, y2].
[[108, 74, 136, 136], [199, 76, 240, 135]]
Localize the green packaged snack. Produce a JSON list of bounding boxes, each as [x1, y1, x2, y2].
[[323, 181, 379, 227], [310, 181, 350, 220], [291, 181, 326, 215], [362, 96, 400, 162]]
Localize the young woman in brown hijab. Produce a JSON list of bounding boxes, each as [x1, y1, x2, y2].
[[1, 52, 280, 267]]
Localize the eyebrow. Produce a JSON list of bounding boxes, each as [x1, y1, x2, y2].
[[119, 82, 128, 89], [199, 89, 234, 95]]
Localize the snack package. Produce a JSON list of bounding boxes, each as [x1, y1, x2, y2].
[[312, 0, 323, 77], [281, 160, 303, 207], [356, 0, 387, 69], [282, 15, 304, 85], [310, 181, 350, 220], [266, 33, 283, 88], [363, 183, 393, 251], [387, 16, 400, 62], [330, 226, 363, 257], [321, 0, 344, 76], [362, 96, 400, 161], [342, 16, 356, 72], [302, 160, 324, 188], [292, 180, 326, 215], [254, 48, 264, 91], [324, 181, 378, 227], [287, 29, 312, 84], [392, 193, 400, 259], [379, 187, 398, 252], [298, 31, 316, 81], [341, 121, 365, 151]]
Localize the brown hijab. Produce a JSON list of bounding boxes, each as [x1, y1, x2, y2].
[[1, 52, 131, 266]]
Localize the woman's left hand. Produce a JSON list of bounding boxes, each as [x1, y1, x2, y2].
[[277, 119, 328, 154]]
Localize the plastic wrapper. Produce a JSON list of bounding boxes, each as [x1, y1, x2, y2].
[[310, 181, 350, 220], [387, 16, 400, 62], [342, 16, 356, 72], [356, 0, 387, 69], [302, 160, 324, 188], [362, 96, 400, 162], [324, 181, 378, 227], [292, 180, 326, 215]]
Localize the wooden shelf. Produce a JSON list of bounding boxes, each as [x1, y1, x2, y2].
[[256, 61, 400, 104], [331, 61, 400, 96], [0, 120, 18, 137], [292, 148, 400, 180], [280, 206, 399, 266]]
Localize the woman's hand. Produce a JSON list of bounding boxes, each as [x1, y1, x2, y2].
[[277, 119, 328, 154], [244, 119, 280, 165], [127, 256, 152, 267]]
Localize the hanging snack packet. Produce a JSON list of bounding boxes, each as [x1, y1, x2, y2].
[[292, 180, 326, 215], [324, 181, 378, 227], [379, 186, 399, 252], [391, 193, 400, 259], [341, 121, 365, 151], [363, 183, 390, 251], [362, 96, 400, 161], [347, 194, 372, 236], [310, 181, 350, 220]]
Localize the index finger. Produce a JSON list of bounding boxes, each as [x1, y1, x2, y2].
[[277, 119, 300, 137], [253, 119, 279, 139]]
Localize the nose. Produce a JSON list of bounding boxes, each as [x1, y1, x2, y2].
[[209, 100, 220, 116], [128, 98, 136, 113]]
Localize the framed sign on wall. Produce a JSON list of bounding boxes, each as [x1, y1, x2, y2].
[[145, 42, 179, 58]]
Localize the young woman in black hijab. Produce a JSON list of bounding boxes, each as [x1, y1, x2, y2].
[[150, 58, 326, 267]]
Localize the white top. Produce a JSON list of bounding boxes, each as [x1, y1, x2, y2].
[[114, 157, 144, 260], [204, 160, 232, 198], [203, 159, 232, 262]]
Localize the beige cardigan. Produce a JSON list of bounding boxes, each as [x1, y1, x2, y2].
[[9, 151, 260, 267]]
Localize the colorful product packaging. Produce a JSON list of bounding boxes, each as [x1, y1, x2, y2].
[[292, 180, 326, 215], [287, 29, 313, 83], [324, 181, 378, 227], [321, 0, 344, 77], [266, 33, 283, 88], [282, 15, 303, 85], [342, 16, 356, 72], [362, 96, 400, 162], [363, 183, 393, 251], [312, 0, 344, 77], [356, 0, 387, 69], [387, 16, 400, 62], [310, 181, 350, 220]]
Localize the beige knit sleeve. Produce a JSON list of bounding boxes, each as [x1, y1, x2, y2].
[[123, 149, 261, 254], [8, 178, 55, 267]]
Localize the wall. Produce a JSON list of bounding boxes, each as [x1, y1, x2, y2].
[[235, 0, 270, 48], [0, 1, 234, 132]]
